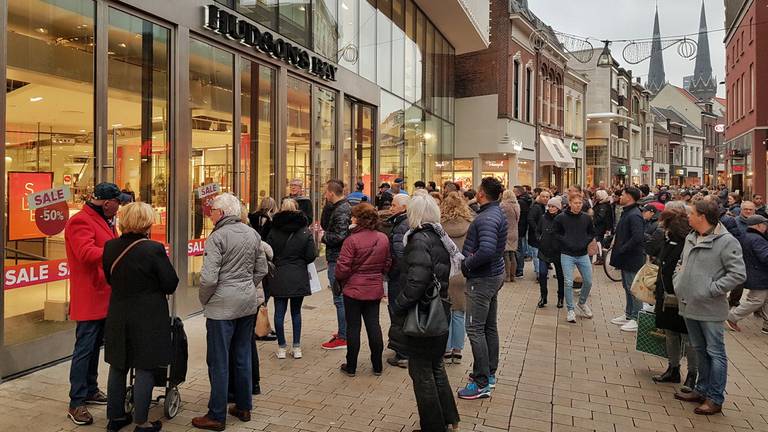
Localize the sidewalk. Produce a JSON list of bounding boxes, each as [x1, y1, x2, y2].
[[2, 266, 768, 432]]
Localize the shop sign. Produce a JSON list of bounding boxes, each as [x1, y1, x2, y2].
[[204, 5, 337, 81], [7, 172, 54, 241], [482, 160, 507, 170], [714, 124, 725, 133], [454, 159, 473, 171], [570, 142, 579, 153], [641, 165, 650, 172], [617, 165, 627, 175], [63, 174, 73, 185], [188, 238, 207, 256], [675, 168, 686, 176], [733, 165, 745, 172], [4, 259, 69, 291]]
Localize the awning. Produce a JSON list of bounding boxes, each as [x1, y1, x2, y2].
[[539, 135, 575, 168]]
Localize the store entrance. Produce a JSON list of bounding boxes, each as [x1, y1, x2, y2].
[[342, 98, 375, 200]]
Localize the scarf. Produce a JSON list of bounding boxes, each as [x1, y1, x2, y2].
[[403, 222, 465, 277]]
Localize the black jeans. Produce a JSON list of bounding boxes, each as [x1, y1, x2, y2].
[[69, 319, 105, 408], [465, 274, 504, 388], [387, 276, 407, 360], [343, 296, 384, 373], [107, 366, 154, 424], [538, 258, 564, 301], [408, 355, 460, 431]]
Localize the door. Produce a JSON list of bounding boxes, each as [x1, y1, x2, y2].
[[342, 98, 375, 200]]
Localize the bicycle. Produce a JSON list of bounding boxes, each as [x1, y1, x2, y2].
[[598, 234, 622, 282]]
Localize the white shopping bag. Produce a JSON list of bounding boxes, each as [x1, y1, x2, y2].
[[308, 262, 322, 294]]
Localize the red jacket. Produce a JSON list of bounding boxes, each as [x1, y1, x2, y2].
[[65, 204, 117, 321], [334, 227, 391, 301]]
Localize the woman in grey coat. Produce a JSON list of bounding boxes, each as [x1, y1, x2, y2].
[[192, 193, 268, 431], [500, 189, 520, 282]]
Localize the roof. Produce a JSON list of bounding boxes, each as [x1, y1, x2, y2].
[[668, 84, 700, 103], [509, 0, 566, 53], [653, 107, 702, 135], [715, 97, 727, 106]]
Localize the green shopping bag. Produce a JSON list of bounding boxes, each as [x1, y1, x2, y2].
[[635, 311, 667, 358]]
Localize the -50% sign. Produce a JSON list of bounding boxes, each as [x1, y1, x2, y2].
[[28, 186, 71, 236]]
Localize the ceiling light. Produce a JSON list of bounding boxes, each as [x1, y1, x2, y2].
[[35, 27, 48, 34], [5, 156, 12, 162], [129, 158, 134, 161], [79, 129, 86, 133], [424, 132, 433, 139], [299, 6, 305, 11], [112, 123, 123, 128], [342, 2, 349, 10], [29, 97, 43, 102], [77, 24, 87, 29], [118, 43, 127, 48], [108, 51, 116, 55]]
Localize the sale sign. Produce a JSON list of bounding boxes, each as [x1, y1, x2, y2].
[[4, 259, 69, 290], [8, 172, 54, 240], [197, 183, 220, 217], [188, 238, 206, 256], [27, 185, 71, 209], [35, 201, 70, 236]]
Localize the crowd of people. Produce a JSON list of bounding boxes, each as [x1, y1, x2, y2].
[[61, 177, 765, 431]]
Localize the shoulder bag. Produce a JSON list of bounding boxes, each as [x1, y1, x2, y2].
[[630, 260, 659, 305], [109, 238, 149, 275], [402, 273, 449, 337]]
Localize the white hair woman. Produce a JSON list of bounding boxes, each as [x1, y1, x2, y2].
[[388, 194, 460, 431], [193, 193, 268, 430]]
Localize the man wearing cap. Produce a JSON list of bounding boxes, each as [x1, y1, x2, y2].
[[347, 181, 370, 206], [285, 179, 313, 225], [726, 215, 768, 334], [389, 178, 408, 196], [65, 183, 130, 425], [609, 187, 647, 332], [375, 182, 393, 210]]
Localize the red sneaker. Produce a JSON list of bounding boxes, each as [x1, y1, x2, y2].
[[725, 320, 741, 332], [321, 336, 347, 350]]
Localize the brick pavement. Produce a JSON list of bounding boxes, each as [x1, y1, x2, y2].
[[2, 265, 768, 432]]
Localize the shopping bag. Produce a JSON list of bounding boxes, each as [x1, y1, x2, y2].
[[255, 304, 272, 337], [630, 262, 659, 305], [308, 262, 322, 294], [635, 310, 667, 358]]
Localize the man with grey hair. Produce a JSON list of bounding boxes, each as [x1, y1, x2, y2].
[[285, 178, 313, 225], [386, 193, 411, 367]]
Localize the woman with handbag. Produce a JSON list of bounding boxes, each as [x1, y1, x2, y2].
[[390, 194, 460, 432], [265, 198, 316, 360], [103, 202, 179, 432], [652, 204, 698, 391], [334, 203, 391, 376]]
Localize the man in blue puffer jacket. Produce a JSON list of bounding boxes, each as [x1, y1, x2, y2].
[[458, 177, 508, 400]]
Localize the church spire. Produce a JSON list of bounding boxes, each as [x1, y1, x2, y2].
[[647, 5, 666, 94], [689, 1, 717, 101]]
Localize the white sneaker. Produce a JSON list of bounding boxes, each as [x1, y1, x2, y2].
[[576, 303, 593, 319], [292, 347, 302, 359], [611, 315, 629, 325], [277, 347, 287, 359], [566, 310, 576, 323], [642, 303, 655, 313], [620, 320, 638, 332]]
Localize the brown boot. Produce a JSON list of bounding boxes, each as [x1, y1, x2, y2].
[[228, 405, 251, 422], [67, 406, 93, 426], [694, 399, 723, 415], [674, 390, 706, 403], [192, 415, 226, 431]]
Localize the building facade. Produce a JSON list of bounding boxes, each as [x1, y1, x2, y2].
[[0, 0, 489, 378], [724, 0, 766, 198]]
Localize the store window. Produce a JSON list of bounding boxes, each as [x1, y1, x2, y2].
[[240, 61, 275, 212], [4, 0, 94, 345], [424, 113, 440, 185], [313, 87, 336, 219], [379, 92, 405, 185], [453, 159, 473, 190], [342, 99, 374, 195], [285, 76, 312, 196], [404, 103, 424, 188], [108, 9, 170, 243], [482, 159, 509, 187], [518, 159, 534, 188], [279, 1, 311, 48], [188, 39, 234, 288], [359, 0, 377, 83]]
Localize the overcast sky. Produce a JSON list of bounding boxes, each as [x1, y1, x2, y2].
[[529, 0, 726, 97]]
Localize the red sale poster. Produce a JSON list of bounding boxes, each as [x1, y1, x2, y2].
[[7, 172, 54, 240]]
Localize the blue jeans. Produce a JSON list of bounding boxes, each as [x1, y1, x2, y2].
[[205, 315, 255, 422], [561, 254, 593, 312], [528, 244, 539, 275], [621, 269, 642, 320], [274, 297, 304, 347], [465, 273, 505, 388], [515, 235, 527, 276], [685, 318, 727, 406], [328, 261, 347, 339], [69, 320, 105, 408], [446, 310, 465, 351]]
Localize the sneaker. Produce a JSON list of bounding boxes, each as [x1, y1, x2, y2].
[[339, 364, 356, 377], [292, 347, 302, 359], [762, 325, 768, 335], [469, 374, 496, 388], [386, 356, 408, 368], [321, 336, 347, 350], [67, 406, 93, 426], [725, 320, 741, 332], [457, 382, 491, 400], [611, 315, 630, 325], [620, 320, 639, 332], [575, 303, 593, 319], [642, 303, 655, 312], [277, 347, 287, 359], [566, 310, 576, 323], [85, 390, 108, 405]]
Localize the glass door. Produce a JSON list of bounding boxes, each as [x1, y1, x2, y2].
[[342, 98, 374, 198]]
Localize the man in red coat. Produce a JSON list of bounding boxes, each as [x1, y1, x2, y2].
[[65, 183, 131, 426]]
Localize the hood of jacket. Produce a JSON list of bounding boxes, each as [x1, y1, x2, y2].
[[442, 217, 471, 238], [272, 210, 308, 233]]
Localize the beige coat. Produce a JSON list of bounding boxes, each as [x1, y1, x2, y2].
[[500, 200, 520, 252], [442, 217, 471, 311]]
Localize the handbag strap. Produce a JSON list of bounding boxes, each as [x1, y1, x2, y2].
[[110, 238, 149, 275]]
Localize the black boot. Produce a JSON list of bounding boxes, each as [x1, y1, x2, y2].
[[537, 297, 546, 308], [652, 365, 681, 383], [556, 298, 563, 309], [681, 372, 697, 393]]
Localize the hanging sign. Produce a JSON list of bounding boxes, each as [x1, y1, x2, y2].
[[27, 186, 72, 236], [197, 182, 220, 217]]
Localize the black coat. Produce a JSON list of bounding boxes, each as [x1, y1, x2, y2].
[[517, 193, 532, 237], [389, 225, 451, 359], [248, 209, 272, 240], [536, 210, 561, 263], [321, 199, 351, 262], [593, 201, 614, 237], [653, 233, 688, 334], [103, 233, 179, 370], [266, 211, 317, 298], [527, 202, 545, 247], [609, 204, 646, 272], [741, 228, 768, 290]]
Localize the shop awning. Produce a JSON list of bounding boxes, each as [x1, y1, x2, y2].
[[539, 135, 575, 168]]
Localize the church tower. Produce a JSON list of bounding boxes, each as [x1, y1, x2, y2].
[[646, 5, 666, 94], [689, 1, 717, 101]]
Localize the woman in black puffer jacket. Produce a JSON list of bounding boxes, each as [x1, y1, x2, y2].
[[390, 194, 459, 432]]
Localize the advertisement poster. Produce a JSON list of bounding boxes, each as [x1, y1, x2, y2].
[[4, 259, 69, 290], [7, 172, 54, 241], [197, 183, 221, 217]]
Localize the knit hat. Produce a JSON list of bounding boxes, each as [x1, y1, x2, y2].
[[546, 197, 563, 210]]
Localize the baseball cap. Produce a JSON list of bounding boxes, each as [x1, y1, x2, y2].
[[745, 215, 768, 226], [379, 182, 390, 189], [393, 177, 404, 184], [93, 182, 132, 203]]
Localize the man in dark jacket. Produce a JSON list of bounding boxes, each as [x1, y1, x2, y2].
[[754, 194, 767, 218], [285, 178, 313, 225], [609, 187, 646, 332], [554, 193, 595, 324], [514, 186, 532, 278], [385, 194, 410, 367], [320, 179, 352, 350], [726, 215, 768, 333], [375, 182, 393, 210], [527, 190, 549, 278], [458, 177, 508, 400]]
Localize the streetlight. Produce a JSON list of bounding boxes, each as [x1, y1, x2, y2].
[[597, 40, 612, 68]]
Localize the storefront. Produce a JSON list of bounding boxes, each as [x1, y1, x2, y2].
[[480, 158, 509, 187], [1, 0, 456, 378], [452, 158, 473, 190], [538, 134, 575, 192]]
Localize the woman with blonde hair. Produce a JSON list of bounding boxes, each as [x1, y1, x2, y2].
[[103, 202, 179, 432], [440, 192, 473, 363], [500, 189, 520, 282], [248, 196, 278, 239]]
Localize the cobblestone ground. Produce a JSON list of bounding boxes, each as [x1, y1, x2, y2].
[[2, 264, 768, 432]]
